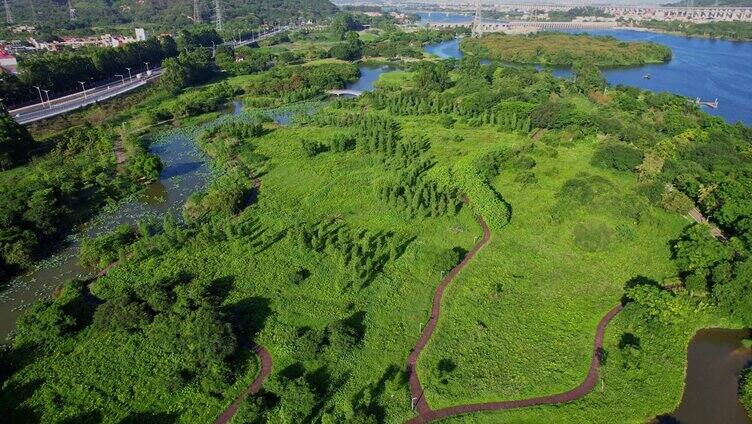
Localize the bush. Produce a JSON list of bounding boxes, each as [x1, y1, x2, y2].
[[741, 367, 752, 416], [79, 224, 137, 269], [573, 221, 614, 252], [660, 188, 694, 214], [591, 143, 644, 172]]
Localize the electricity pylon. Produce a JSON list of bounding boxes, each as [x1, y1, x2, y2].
[[214, 0, 222, 31], [472, 0, 483, 38]]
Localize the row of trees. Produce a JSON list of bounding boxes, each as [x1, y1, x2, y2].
[[292, 219, 409, 283], [377, 164, 461, 219], [9, 36, 177, 105]]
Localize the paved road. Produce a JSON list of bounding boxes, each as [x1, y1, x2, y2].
[[11, 70, 161, 125], [10, 26, 292, 125]]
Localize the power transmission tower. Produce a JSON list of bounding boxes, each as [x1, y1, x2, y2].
[[68, 0, 76, 21], [193, 0, 201, 23], [28, 0, 36, 24], [472, 0, 483, 38], [214, 0, 222, 32], [3, 0, 12, 24]]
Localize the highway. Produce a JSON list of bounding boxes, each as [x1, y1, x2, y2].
[[10, 26, 290, 125]]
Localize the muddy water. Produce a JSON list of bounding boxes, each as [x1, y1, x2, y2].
[[0, 102, 246, 340], [671, 328, 752, 424]]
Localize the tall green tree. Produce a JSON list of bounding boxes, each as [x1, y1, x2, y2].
[[0, 105, 34, 170]]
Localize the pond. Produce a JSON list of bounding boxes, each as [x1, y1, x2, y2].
[[347, 63, 397, 93], [669, 328, 752, 424], [0, 102, 247, 339]]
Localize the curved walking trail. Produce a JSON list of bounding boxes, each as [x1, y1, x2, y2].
[[214, 345, 273, 424], [406, 213, 625, 423]]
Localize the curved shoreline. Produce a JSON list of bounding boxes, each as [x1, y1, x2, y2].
[[405, 212, 625, 423]]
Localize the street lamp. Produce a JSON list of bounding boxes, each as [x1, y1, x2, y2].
[[79, 81, 87, 99], [125, 67, 133, 82], [42, 90, 51, 108], [115, 74, 125, 84], [32, 85, 44, 105]]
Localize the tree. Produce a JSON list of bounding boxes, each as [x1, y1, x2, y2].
[[161, 48, 215, 94], [414, 61, 452, 93], [332, 13, 360, 40], [672, 224, 731, 282], [591, 143, 644, 172], [573, 60, 606, 93], [0, 105, 34, 170]]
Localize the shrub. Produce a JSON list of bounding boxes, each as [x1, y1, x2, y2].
[[573, 221, 614, 252], [739, 367, 752, 416], [591, 143, 644, 172], [79, 225, 137, 269], [660, 188, 694, 214]]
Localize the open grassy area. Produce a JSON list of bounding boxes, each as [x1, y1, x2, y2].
[[417, 136, 695, 418]]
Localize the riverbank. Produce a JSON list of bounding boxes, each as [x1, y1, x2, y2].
[[631, 20, 752, 42], [460, 32, 672, 67]]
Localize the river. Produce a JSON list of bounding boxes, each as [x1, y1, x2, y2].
[[415, 17, 752, 125], [0, 104, 246, 339]]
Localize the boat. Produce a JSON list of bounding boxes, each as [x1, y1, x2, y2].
[[643, 73, 651, 79]]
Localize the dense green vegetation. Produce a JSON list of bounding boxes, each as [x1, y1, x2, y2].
[[0, 22, 750, 424], [636, 20, 752, 41], [547, 6, 614, 22], [461, 32, 672, 66], [0, 117, 160, 281], [5, 0, 338, 36]]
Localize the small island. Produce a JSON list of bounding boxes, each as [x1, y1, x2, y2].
[[461, 32, 673, 66]]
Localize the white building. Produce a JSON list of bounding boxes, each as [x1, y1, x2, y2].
[[135, 28, 148, 41]]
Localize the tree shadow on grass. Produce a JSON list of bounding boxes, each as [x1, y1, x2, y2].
[[0, 378, 44, 423], [224, 296, 273, 344], [118, 412, 179, 424], [59, 411, 103, 424]]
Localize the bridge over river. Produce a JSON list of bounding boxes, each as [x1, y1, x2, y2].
[[428, 20, 619, 33]]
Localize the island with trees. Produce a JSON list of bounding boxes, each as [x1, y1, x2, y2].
[[0, 9, 750, 424], [461, 32, 673, 66]]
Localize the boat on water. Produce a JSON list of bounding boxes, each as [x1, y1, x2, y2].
[[643, 73, 651, 79]]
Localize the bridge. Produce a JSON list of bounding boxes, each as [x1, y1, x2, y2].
[[326, 89, 363, 97], [414, 3, 752, 22], [429, 20, 620, 33]]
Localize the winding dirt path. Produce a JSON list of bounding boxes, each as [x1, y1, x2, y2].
[[406, 213, 625, 423], [214, 345, 273, 424]]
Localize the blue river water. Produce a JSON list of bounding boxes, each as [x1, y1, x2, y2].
[[420, 33, 752, 125], [366, 18, 752, 125]]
